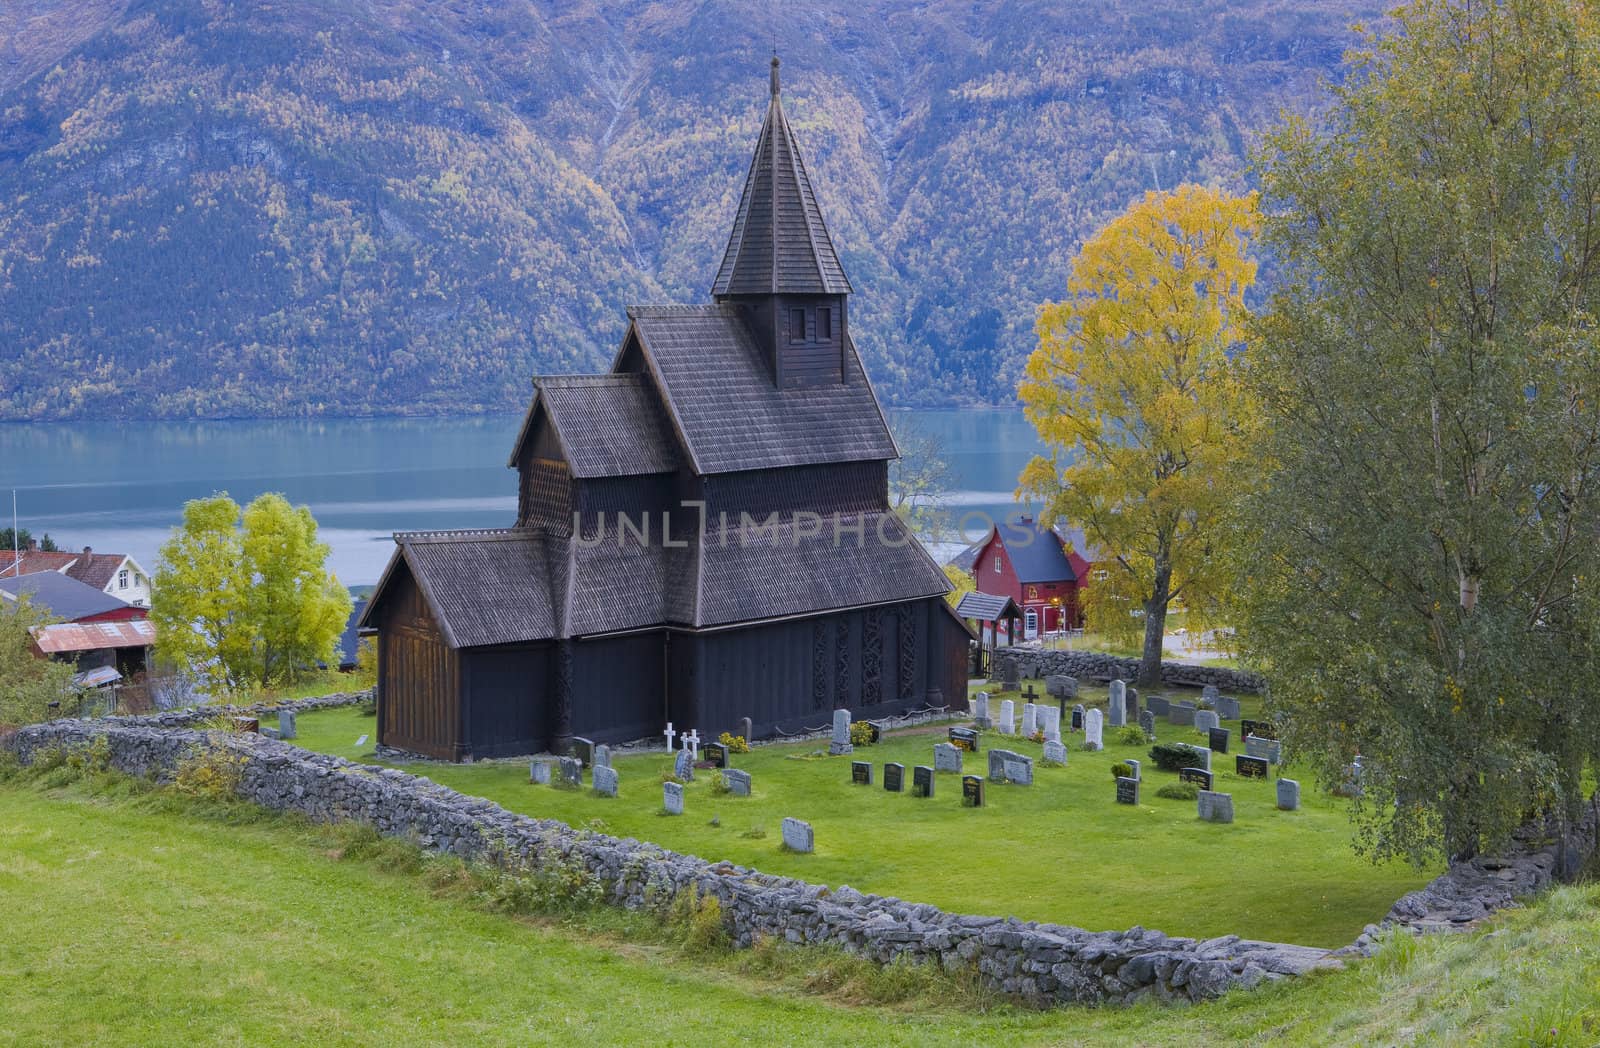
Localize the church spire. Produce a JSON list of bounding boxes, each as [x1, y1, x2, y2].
[[711, 57, 852, 298]]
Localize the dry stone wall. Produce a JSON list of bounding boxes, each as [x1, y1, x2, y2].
[[7, 714, 1326, 1007], [996, 650, 1264, 694]]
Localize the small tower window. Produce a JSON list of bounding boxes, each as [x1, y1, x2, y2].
[[790, 308, 807, 343], [817, 306, 832, 339]]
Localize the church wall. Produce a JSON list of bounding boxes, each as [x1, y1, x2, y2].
[[374, 564, 463, 760], [460, 643, 552, 758], [567, 631, 666, 745]]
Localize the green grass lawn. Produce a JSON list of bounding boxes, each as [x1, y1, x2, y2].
[[2, 774, 1596, 1047], [286, 681, 1428, 948]]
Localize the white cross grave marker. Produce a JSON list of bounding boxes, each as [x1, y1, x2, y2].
[[663, 722, 676, 752]]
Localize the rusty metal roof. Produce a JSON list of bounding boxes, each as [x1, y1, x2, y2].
[[31, 619, 156, 653]]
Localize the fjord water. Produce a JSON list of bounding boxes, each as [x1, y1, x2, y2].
[[0, 409, 1042, 584]]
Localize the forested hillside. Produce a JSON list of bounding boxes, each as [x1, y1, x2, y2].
[[0, 0, 1380, 419]]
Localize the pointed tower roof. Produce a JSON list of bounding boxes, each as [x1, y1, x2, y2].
[[712, 57, 852, 297]]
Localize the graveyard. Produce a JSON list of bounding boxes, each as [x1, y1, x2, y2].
[[287, 680, 1430, 949]]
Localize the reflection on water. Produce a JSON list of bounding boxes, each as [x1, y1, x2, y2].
[[0, 408, 1045, 583]]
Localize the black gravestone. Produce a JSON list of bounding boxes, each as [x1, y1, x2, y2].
[[571, 737, 595, 768], [1116, 777, 1140, 805], [962, 774, 985, 808], [1208, 727, 1230, 754], [1180, 767, 1214, 790], [949, 726, 980, 753], [883, 762, 905, 792], [1139, 710, 1156, 737], [865, 722, 883, 744], [1237, 755, 1270, 779], [852, 761, 873, 786], [913, 765, 934, 798], [1071, 707, 1084, 731], [705, 741, 729, 769], [1241, 719, 1277, 741]]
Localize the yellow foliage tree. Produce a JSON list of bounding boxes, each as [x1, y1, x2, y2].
[[1018, 184, 1258, 685]]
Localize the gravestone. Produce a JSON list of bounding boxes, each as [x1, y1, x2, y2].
[[912, 765, 935, 798], [1116, 776, 1140, 805], [998, 700, 1016, 735], [559, 756, 583, 787], [934, 742, 964, 772], [1084, 708, 1104, 750], [1241, 719, 1276, 741], [1146, 695, 1171, 717], [1245, 735, 1282, 764], [1197, 789, 1234, 823], [1169, 702, 1197, 727], [278, 710, 297, 740], [1187, 744, 1212, 772], [1180, 767, 1214, 790], [883, 762, 905, 792], [705, 741, 728, 769], [1002, 752, 1034, 785], [1071, 704, 1085, 731], [1195, 710, 1220, 733], [1002, 662, 1020, 691], [673, 749, 695, 782], [593, 765, 619, 797], [1021, 703, 1038, 737], [851, 761, 874, 786], [1039, 706, 1061, 741], [830, 709, 854, 755], [593, 744, 612, 770], [260, 726, 281, 740], [781, 817, 814, 853], [1125, 686, 1139, 719], [962, 775, 985, 807], [1139, 710, 1156, 738], [1215, 696, 1241, 720], [948, 727, 980, 753], [1208, 727, 1230, 754], [1042, 740, 1068, 765], [1125, 758, 1141, 780], [1109, 680, 1127, 727], [1237, 755, 1270, 779], [1277, 778, 1301, 811], [572, 736, 595, 768], [973, 691, 991, 729], [1201, 684, 1220, 708], [530, 759, 553, 785], [986, 749, 1014, 782], [663, 781, 684, 815], [863, 722, 882, 745], [739, 716, 754, 745], [1046, 674, 1077, 700], [724, 769, 752, 797]]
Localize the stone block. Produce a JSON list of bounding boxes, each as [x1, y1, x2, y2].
[[1198, 790, 1234, 824]]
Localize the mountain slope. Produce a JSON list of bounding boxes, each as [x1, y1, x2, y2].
[[0, 0, 1381, 419]]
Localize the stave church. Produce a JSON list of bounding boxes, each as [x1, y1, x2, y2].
[[360, 59, 973, 760]]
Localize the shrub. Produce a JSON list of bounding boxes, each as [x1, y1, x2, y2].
[[1027, 730, 1045, 744], [709, 771, 734, 796], [738, 824, 767, 840], [172, 744, 249, 801], [669, 887, 729, 956], [1156, 782, 1198, 801], [1149, 742, 1203, 772], [481, 848, 605, 918], [718, 731, 749, 754], [1111, 761, 1134, 780], [849, 721, 876, 747], [1117, 725, 1149, 746]]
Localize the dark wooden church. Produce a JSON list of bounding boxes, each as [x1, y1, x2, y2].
[[361, 59, 972, 760]]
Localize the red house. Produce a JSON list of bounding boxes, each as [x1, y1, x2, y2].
[[969, 517, 1092, 638]]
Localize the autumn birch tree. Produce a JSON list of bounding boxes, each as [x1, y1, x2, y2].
[[1241, 0, 1600, 866], [1019, 185, 1258, 687]]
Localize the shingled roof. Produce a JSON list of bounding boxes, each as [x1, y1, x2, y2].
[[508, 374, 680, 477], [625, 305, 896, 475], [363, 530, 560, 650], [712, 57, 850, 298]]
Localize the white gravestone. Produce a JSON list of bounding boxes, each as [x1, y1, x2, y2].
[[593, 765, 619, 797], [530, 759, 553, 785], [1195, 710, 1220, 733], [934, 742, 963, 773], [830, 709, 854, 755], [1021, 703, 1037, 737], [663, 781, 684, 815], [998, 700, 1015, 735], [1084, 708, 1104, 750], [724, 769, 752, 797], [781, 817, 814, 853], [1042, 740, 1068, 765], [1277, 778, 1300, 811], [1040, 706, 1061, 742], [973, 692, 990, 728], [663, 722, 677, 752], [1109, 680, 1127, 727]]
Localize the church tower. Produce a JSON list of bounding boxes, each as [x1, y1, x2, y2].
[[712, 57, 853, 389]]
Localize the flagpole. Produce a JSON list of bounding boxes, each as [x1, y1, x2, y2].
[[10, 489, 18, 577]]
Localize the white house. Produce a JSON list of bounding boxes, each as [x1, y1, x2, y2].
[[0, 544, 154, 608]]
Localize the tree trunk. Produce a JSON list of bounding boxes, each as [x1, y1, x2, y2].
[[1138, 555, 1172, 689]]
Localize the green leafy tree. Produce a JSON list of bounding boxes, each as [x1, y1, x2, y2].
[[0, 528, 57, 553], [0, 594, 74, 725], [1240, 0, 1600, 864], [1019, 184, 1259, 687], [153, 493, 351, 689]]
